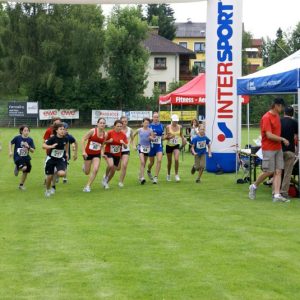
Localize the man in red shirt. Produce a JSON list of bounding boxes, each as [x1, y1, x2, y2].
[[249, 98, 290, 202]]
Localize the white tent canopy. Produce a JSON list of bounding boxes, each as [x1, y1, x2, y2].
[[0, 0, 202, 4]]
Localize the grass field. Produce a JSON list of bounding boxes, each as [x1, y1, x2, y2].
[[1, 127, 300, 299]]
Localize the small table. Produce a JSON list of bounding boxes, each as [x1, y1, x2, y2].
[[240, 148, 261, 184]]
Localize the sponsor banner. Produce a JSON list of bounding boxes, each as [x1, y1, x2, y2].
[[159, 111, 197, 122], [27, 102, 38, 115], [92, 110, 122, 127], [125, 111, 152, 121], [8, 102, 27, 117], [205, 0, 242, 172], [39, 109, 79, 120]]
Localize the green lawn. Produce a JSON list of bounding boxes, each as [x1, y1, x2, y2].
[[0, 127, 300, 299]]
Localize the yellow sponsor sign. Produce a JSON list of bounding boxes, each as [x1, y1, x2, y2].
[[159, 111, 197, 121]]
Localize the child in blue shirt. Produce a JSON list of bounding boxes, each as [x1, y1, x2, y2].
[[191, 125, 211, 183]]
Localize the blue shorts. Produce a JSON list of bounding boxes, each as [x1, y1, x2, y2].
[[149, 144, 163, 157]]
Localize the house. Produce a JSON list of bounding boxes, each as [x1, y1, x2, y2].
[[244, 38, 263, 73], [143, 29, 196, 97]]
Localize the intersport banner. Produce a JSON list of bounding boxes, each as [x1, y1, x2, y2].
[[205, 0, 242, 173]]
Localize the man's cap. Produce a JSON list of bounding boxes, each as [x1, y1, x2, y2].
[[273, 98, 285, 106], [171, 114, 179, 122]]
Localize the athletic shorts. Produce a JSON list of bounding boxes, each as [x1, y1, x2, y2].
[[84, 153, 101, 160], [149, 144, 163, 157], [104, 152, 121, 167], [262, 150, 284, 172], [45, 158, 66, 175], [166, 144, 180, 154], [15, 159, 32, 173], [194, 154, 206, 170], [121, 151, 130, 156]]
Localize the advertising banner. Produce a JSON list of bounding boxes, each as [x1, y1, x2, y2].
[[159, 111, 197, 122], [26, 102, 38, 115], [92, 110, 122, 127], [126, 111, 152, 121], [8, 102, 27, 117], [39, 109, 79, 120], [39, 109, 59, 120], [205, 0, 242, 173]]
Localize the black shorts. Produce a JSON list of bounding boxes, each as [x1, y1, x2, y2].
[[121, 151, 130, 156], [105, 152, 121, 167], [166, 144, 180, 153], [15, 159, 32, 173], [84, 153, 101, 160], [45, 158, 66, 175]]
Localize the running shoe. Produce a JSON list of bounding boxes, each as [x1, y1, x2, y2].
[[14, 166, 19, 176], [50, 187, 56, 195], [195, 178, 201, 183], [102, 175, 107, 188], [63, 178, 68, 184], [118, 182, 124, 188], [83, 186, 91, 192], [153, 176, 158, 184], [191, 166, 196, 175], [175, 175, 180, 182], [140, 178, 146, 185], [18, 185, 26, 190], [104, 183, 110, 190], [166, 175, 171, 182], [45, 190, 51, 198], [147, 170, 153, 180], [273, 194, 290, 203], [248, 184, 257, 200]]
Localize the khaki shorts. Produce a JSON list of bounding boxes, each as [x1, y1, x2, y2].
[[262, 150, 284, 172], [194, 154, 206, 170]]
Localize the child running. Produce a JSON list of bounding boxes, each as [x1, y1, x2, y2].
[[81, 118, 106, 192], [102, 120, 128, 189], [43, 122, 69, 197], [133, 118, 153, 184], [191, 125, 212, 183], [9, 125, 35, 190]]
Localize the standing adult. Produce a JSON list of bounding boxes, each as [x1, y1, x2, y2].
[[81, 118, 106, 192], [102, 120, 128, 189], [165, 114, 186, 182], [147, 112, 164, 184], [280, 106, 298, 198], [249, 98, 289, 202]]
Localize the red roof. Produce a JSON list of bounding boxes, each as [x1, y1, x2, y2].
[[159, 73, 206, 106]]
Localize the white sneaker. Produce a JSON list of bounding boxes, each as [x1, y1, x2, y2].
[[118, 182, 124, 188], [166, 175, 171, 182], [273, 194, 290, 203], [175, 175, 180, 182], [153, 176, 158, 184], [18, 185, 26, 190], [248, 184, 257, 200], [50, 188, 56, 195], [147, 170, 153, 180], [83, 186, 91, 192], [63, 178, 68, 184], [102, 175, 107, 187], [104, 183, 110, 190], [140, 178, 146, 185], [45, 190, 51, 197]]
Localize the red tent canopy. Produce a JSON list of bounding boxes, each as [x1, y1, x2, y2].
[[159, 73, 249, 105], [159, 73, 205, 106]]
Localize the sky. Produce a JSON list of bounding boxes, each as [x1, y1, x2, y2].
[[101, 0, 300, 39]]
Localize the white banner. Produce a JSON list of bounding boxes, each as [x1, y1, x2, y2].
[[27, 102, 38, 115], [39, 109, 79, 120], [92, 110, 122, 127], [205, 0, 242, 172], [126, 111, 152, 121]]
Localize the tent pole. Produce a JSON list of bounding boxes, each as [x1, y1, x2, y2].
[[247, 102, 250, 147], [298, 88, 300, 197]]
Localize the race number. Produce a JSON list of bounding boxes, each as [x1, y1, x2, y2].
[[169, 137, 179, 145], [17, 148, 28, 157], [89, 141, 101, 151], [110, 145, 121, 154], [140, 145, 150, 153], [51, 149, 64, 158], [152, 136, 162, 144], [196, 141, 206, 149]]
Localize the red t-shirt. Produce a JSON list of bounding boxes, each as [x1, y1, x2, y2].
[[260, 111, 282, 151], [43, 127, 53, 141], [85, 128, 105, 155], [104, 130, 128, 157]]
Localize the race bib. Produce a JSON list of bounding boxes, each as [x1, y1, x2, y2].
[[110, 145, 121, 154], [122, 144, 129, 152], [89, 141, 101, 151], [140, 145, 150, 153], [169, 137, 179, 145], [17, 147, 28, 157], [51, 149, 64, 158], [152, 136, 162, 144], [196, 141, 206, 149]]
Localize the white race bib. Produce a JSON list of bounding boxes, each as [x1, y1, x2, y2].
[[51, 149, 64, 158], [196, 141, 206, 149], [169, 137, 179, 145], [152, 136, 162, 144], [110, 145, 121, 154], [89, 141, 101, 151], [140, 145, 150, 153], [17, 148, 28, 157]]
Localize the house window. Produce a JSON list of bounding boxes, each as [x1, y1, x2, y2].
[[194, 42, 205, 53], [179, 42, 187, 48], [154, 57, 167, 70], [154, 82, 167, 93], [194, 61, 205, 73]]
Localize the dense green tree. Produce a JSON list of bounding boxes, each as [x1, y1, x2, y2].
[[104, 6, 149, 110], [146, 4, 176, 40]]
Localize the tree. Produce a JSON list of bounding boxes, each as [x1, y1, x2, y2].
[[146, 4, 176, 40], [105, 6, 149, 110], [241, 30, 253, 75]]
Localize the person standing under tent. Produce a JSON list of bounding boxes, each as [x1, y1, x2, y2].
[[165, 114, 187, 182], [43, 122, 69, 197], [118, 116, 134, 188], [81, 118, 106, 192], [9, 125, 35, 190], [147, 112, 164, 184], [102, 120, 128, 189], [280, 106, 298, 198], [248, 98, 290, 202]]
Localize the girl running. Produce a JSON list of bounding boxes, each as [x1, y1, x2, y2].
[[9, 125, 35, 190], [133, 118, 153, 184], [102, 120, 128, 189], [81, 118, 106, 192], [165, 114, 186, 182], [43, 122, 69, 197]]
